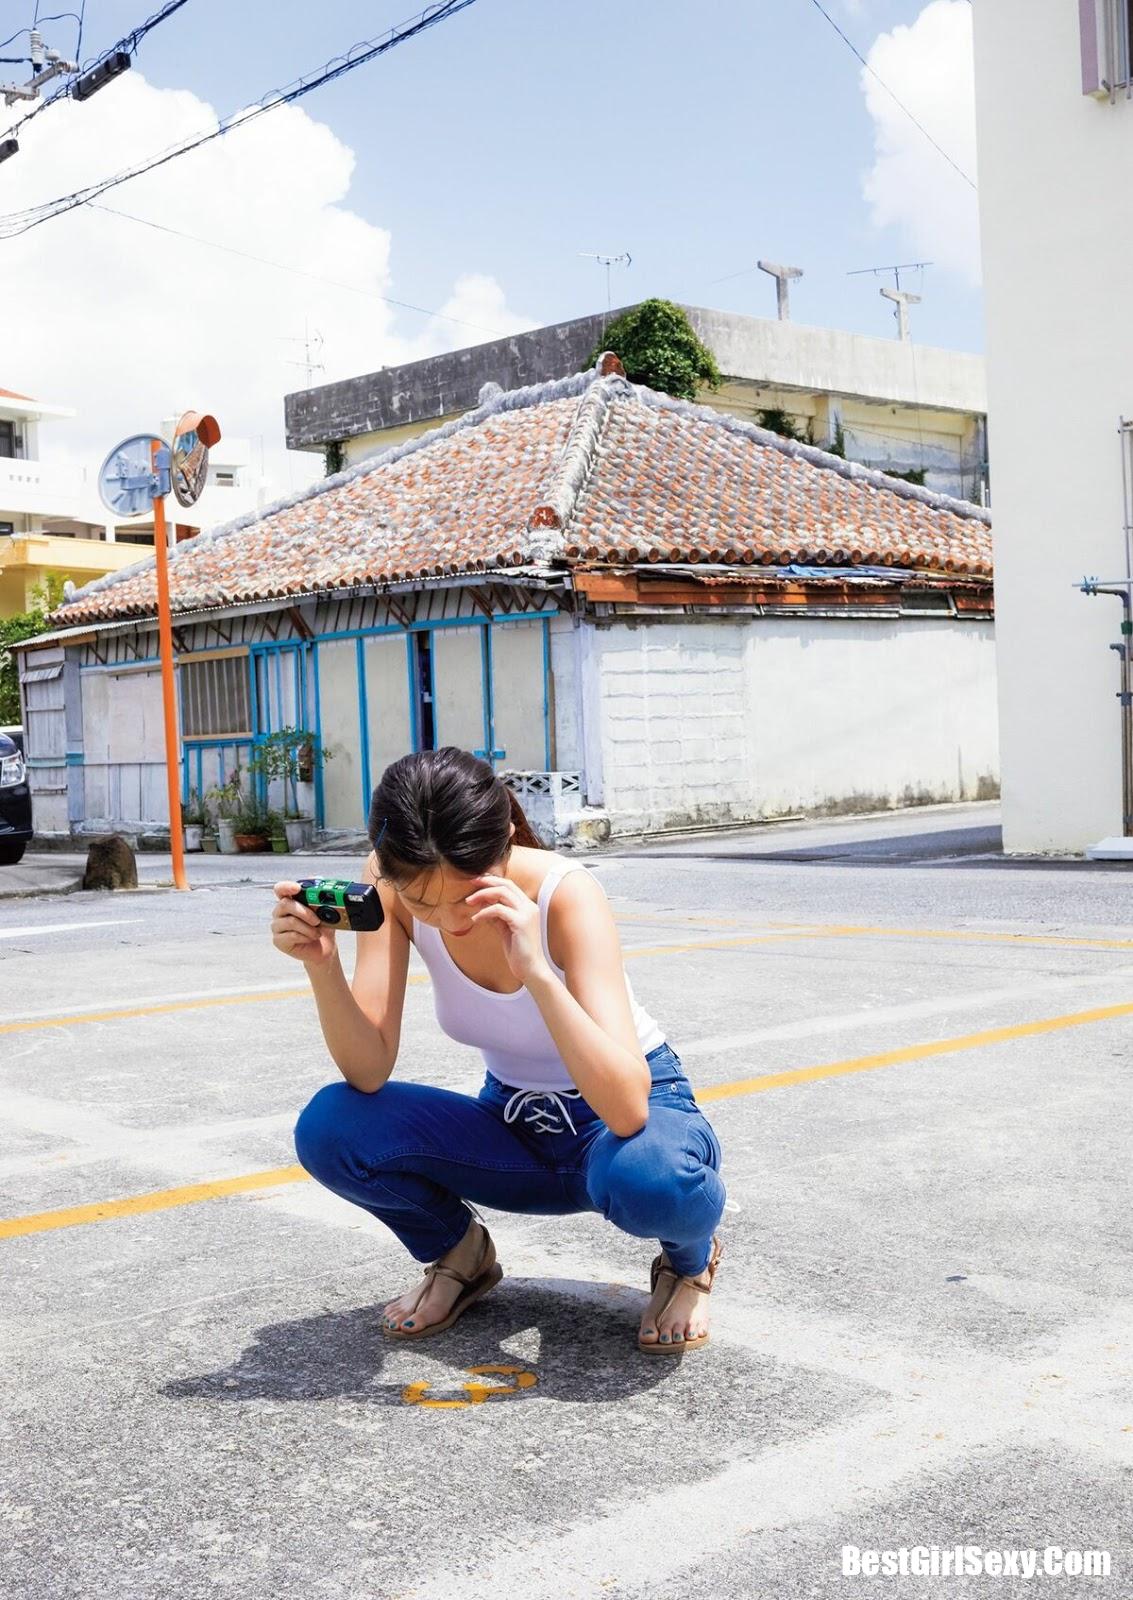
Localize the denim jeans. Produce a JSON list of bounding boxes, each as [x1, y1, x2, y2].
[[294, 1041, 726, 1277]]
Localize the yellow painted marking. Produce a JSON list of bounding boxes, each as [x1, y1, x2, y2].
[[7, 997, 1133, 1241], [773, 922, 1133, 953], [695, 999, 1133, 1103], [0, 1165, 307, 1239], [0, 975, 429, 1037], [401, 1366, 538, 1408]]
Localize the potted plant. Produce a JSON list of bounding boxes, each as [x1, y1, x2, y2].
[[233, 793, 273, 852], [206, 767, 244, 855], [182, 788, 207, 852], [247, 727, 333, 853], [269, 809, 289, 853], [201, 822, 220, 854]]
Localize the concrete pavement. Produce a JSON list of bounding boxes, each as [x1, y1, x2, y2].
[[1, 803, 1130, 1598]]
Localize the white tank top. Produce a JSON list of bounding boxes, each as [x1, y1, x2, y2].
[[411, 858, 666, 1091]]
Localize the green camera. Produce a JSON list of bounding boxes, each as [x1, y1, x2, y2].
[[291, 878, 385, 932]]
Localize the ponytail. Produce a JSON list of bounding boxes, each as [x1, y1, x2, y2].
[[506, 785, 548, 851]]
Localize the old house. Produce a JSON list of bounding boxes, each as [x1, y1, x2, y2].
[[15, 357, 996, 845]]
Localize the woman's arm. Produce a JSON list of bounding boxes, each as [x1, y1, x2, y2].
[[281, 858, 410, 1093], [467, 870, 651, 1135]]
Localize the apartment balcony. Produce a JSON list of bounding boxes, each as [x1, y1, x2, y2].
[[0, 456, 92, 520], [0, 532, 145, 618]]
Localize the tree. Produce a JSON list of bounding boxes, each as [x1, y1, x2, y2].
[[0, 573, 68, 725], [586, 299, 721, 402]]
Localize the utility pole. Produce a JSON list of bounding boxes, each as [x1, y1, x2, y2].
[[2, 29, 77, 104], [880, 285, 921, 343], [848, 261, 931, 342], [757, 260, 804, 321]]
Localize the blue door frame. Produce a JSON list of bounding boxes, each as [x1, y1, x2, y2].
[[312, 610, 555, 827]]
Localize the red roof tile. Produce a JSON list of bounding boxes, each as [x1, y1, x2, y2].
[[52, 365, 992, 626]]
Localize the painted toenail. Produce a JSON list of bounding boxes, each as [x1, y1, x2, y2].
[[403, 1320, 415, 1328], [660, 1334, 669, 1342]]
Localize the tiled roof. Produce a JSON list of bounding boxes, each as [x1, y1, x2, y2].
[[51, 361, 992, 626]]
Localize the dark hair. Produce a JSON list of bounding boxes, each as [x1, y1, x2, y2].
[[368, 746, 546, 889]]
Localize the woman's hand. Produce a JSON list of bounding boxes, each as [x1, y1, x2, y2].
[[466, 875, 552, 986], [271, 880, 339, 969]]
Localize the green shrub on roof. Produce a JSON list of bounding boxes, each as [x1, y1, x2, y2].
[[586, 299, 721, 402]]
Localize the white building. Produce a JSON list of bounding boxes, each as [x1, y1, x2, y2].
[[14, 360, 997, 845], [974, 0, 1133, 852], [0, 383, 268, 619], [286, 303, 989, 506]]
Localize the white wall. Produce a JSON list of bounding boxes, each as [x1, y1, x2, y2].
[[974, 1, 1133, 851], [586, 617, 998, 834]]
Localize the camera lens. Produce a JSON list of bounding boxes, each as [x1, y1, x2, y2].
[[316, 906, 338, 924]]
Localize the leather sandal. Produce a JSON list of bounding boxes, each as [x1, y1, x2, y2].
[[638, 1233, 723, 1355], [382, 1216, 503, 1340]]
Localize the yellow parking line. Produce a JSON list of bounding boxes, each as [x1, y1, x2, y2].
[[696, 998, 1133, 1102], [0, 1166, 307, 1239], [773, 922, 1133, 953], [6, 995, 1133, 1241]]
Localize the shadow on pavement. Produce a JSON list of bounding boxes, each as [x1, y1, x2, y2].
[[162, 1281, 696, 1407]]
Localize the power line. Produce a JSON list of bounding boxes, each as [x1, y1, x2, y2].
[[0, 0, 481, 239], [804, 0, 977, 192], [3, 0, 190, 142], [89, 201, 513, 339]]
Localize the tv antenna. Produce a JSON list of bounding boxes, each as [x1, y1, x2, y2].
[[280, 321, 325, 386], [579, 251, 632, 315], [848, 260, 932, 342]]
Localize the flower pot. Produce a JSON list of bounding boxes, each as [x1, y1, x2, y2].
[[202, 834, 219, 854], [284, 817, 314, 852], [235, 833, 270, 853], [271, 835, 289, 853], [183, 824, 204, 852], [217, 819, 238, 854]]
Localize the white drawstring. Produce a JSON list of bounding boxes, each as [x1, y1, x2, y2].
[[502, 1086, 584, 1136]]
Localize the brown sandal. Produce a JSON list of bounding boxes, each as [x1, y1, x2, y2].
[[638, 1234, 723, 1355], [382, 1217, 503, 1340]]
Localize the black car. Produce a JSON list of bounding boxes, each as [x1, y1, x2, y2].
[[0, 727, 31, 864]]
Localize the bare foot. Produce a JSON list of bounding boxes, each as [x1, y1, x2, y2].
[[382, 1219, 489, 1334], [638, 1244, 718, 1348]]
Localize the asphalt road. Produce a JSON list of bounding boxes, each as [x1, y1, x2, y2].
[[1, 801, 1130, 1598]]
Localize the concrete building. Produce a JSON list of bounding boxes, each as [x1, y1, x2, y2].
[[0, 385, 267, 619], [14, 359, 996, 847], [285, 303, 989, 505], [973, 1, 1133, 853]]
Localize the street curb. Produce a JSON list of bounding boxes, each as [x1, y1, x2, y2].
[[0, 875, 84, 901]]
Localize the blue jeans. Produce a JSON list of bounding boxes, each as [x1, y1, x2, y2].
[[294, 1041, 726, 1277]]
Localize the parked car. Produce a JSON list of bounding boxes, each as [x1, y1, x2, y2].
[[0, 727, 32, 864]]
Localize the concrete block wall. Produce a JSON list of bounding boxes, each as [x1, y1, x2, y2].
[[582, 614, 998, 836]]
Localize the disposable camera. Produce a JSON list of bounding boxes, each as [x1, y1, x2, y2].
[[290, 878, 385, 932]]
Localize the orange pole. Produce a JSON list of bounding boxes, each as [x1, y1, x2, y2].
[[150, 441, 189, 892]]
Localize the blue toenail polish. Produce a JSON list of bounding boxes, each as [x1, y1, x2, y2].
[[403, 1320, 415, 1328], [660, 1333, 669, 1342]]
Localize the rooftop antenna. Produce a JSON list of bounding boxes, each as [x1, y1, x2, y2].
[[579, 251, 632, 318], [847, 260, 931, 342], [757, 260, 804, 321], [280, 320, 325, 386]]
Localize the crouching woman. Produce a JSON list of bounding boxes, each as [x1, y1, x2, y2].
[[273, 745, 725, 1354]]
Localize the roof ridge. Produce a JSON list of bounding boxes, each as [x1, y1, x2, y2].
[[625, 381, 991, 525], [525, 369, 622, 558], [56, 364, 603, 616]]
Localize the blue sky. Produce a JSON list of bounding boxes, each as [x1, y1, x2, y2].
[[44, 0, 982, 353]]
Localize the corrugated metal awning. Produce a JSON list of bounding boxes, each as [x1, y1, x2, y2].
[[21, 663, 63, 682]]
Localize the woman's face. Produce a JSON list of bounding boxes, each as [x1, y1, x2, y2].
[[395, 858, 510, 937]]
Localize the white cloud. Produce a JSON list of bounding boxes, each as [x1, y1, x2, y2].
[[860, 0, 980, 285], [0, 72, 531, 513]]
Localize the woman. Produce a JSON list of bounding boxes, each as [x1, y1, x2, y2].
[[273, 746, 726, 1354]]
